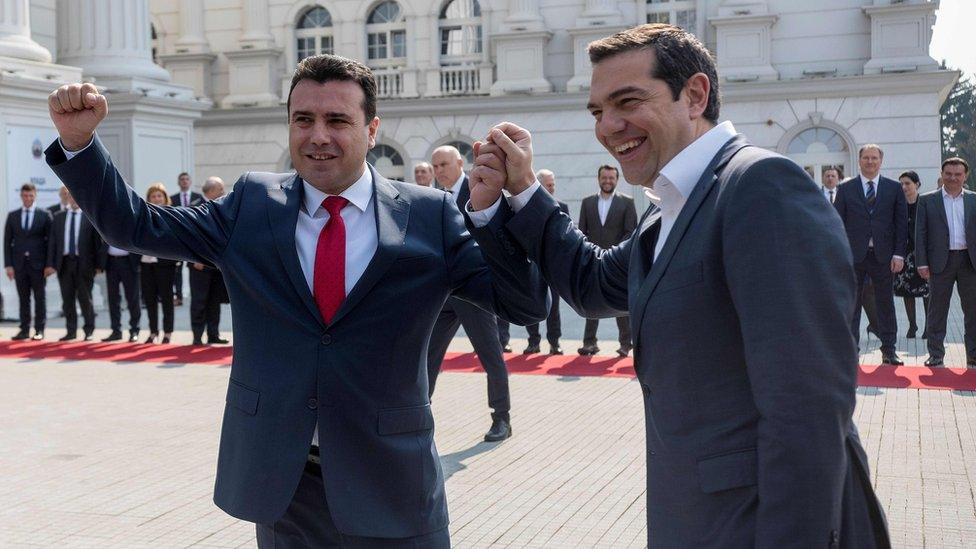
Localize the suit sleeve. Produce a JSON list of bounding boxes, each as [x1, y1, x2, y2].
[[45, 136, 244, 266], [721, 157, 857, 546], [623, 198, 638, 234], [445, 194, 549, 325], [833, 183, 846, 219], [4, 214, 13, 268], [577, 199, 589, 236], [501, 188, 630, 318], [46, 220, 56, 270], [894, 182, 909, 258], [916, 197, 929, 268]]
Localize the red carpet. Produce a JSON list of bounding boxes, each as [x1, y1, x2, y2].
[[2, 341, 975, 391]]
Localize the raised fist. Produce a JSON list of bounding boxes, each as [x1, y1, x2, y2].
[[48, 82, 108, 151]]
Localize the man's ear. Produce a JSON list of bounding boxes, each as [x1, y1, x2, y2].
[[683, 73, 710, 120], [367, 116, 380, 148]]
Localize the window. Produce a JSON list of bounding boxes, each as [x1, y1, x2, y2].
[[646, 0, 697, 33], [445, 141, 475, 167], [366, 1, 406, 65], [295, 6, 334, 64], [367, 144, 406, 180], [785, 127, 850, 188], [439, 0, 483, 65]]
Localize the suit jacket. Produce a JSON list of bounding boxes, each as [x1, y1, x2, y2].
[[4, 207, 53, 271], [577, 192, 638, 249], [47, 209, 106, 274], [48, 203, 67, 215], [46, 136, 548, 538], [915, 189, 976, 273], [833, 175, 908, 263], [499, 135, 888, 547], [171, 191, 204, 207]]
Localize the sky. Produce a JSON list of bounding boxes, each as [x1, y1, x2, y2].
[[930, 0, 976, 78]]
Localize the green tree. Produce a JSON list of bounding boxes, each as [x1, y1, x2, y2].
[[940, 69, 976, 189]]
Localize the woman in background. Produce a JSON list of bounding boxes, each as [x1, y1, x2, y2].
[[140, 184, 178, 344], [894, 170, 929, 338]]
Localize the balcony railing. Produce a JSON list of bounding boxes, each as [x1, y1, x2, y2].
[[373, 69, 404, 98], [440, 64, 482, 95]]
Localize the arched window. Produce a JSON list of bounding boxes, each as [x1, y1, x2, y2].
[[367, 144, 406, 180], [646, 0, 697, 33], [444, 140, 475, 168], [296, 6, 334, 63], [439, 0, 482, 66], [786, 127, 851, 187], [366, 1, 406, 66]]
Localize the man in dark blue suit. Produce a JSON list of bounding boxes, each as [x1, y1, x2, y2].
[[469, 24, 889, 548], [4, 183, 53, 340], [46, 55, 548, 548], [834, 144, 909, 365]]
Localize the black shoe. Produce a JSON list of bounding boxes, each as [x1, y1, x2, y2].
[[577, 345, 599, 356], [192, 338, 205, 346], [59, 333, 77, 342], [967, 357, 976, 367], [83, 332, 94, 342], [31, 331, 44, 341], [866, 326, 879, 338], [502, 344, 512, 353], [549, 345, 563, 355], [128, 331, 139, 343], [161, 335, 171, 344], [921, 329, 928, 340], [924, 356, 944, 367], [484, 418, 512, 442], [145, 333, 158, 344], [102, 331, 123, 342], [906, 327, 917, 339], [12, 330, 29, 341], [207, 336, 229, 345], [882, 353, 904, 366], [616, 346, 632, 358], [523, 344, 541, 354]]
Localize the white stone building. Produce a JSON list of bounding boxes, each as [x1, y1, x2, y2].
[[0, 0, 959, 222]]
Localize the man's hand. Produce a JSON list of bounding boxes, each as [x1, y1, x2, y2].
[[468, 141, 508, 211], [891, 257, 905, 274], [484, 122, 535, 195], [5, 267, 13, 281], [43, 267, 56, 278], [919, 266, 930, 280], [48, 83, 108, 151], [193, 263, 205, 271]]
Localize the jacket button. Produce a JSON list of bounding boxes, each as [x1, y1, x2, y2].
[[307, 398, 318, 410], [321, 334, 332, 345]]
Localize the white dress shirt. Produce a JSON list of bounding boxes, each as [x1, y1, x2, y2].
[[21, 206, 35, 231], [108, 245, 130, 257], [63, 208, 83, 255], [442, 172, 466, 199], [860, 173, 878, 249], [943, 188, 968, 250], [597, 194, 613, 225], [179, 192, 190, 207], [644, 121, 738, 259], [822, 186, 837, 204]]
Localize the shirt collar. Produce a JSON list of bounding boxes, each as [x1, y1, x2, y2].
[[646, 121, 737, 208], [444, 172, 466, 194], [942, 187, 964, 200], [302, 164, 373, 216], [23, 206, 34, 212], [599, 193, 614, 202], [860, 173, 878, 185]]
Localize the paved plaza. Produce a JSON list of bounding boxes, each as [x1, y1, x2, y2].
[[0, 348, 974, 548]]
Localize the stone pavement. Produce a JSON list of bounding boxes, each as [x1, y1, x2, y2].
[[1, 355, 974, 548]]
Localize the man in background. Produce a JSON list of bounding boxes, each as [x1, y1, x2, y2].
[[4, 183, 52, 340], [46, 190, 104, 341], [497, 169, 569, 355], [413, 162, 434, 187], [577, 165, 637, 356], [48, 185, 70, 215], [822, 166, 842, 204], [171, 172, 203, 307], [189, 176, 230, 346]]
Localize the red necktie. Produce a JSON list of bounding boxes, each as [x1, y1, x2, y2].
[[314, 196, 349, 324]]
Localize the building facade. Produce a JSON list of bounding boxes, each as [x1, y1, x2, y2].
[[1, 0, 959, 222]]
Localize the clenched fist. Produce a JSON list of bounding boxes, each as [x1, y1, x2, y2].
[[48, 82, 108, 151]]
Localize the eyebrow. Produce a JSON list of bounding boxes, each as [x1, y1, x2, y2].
[[586, 86, 650, 110], [290, 110, 353, 120]]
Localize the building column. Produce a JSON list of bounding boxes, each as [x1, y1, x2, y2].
[[503, 0, 544, 33], [566, 0, 624, 92], [240, 0, 275, 49], [174, 0, 209, 54], [0, 0, 52, 62], [160, 0, 215, 99]]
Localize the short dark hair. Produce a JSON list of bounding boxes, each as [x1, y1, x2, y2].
[[588, 24, 720, 123], [823, 166, 843, 178], [899, 170, 920, 186], [20, 183, 36, 193], [177, 172, 189, 179], [597, 164, 619, 179], [942, 157, 970, 174], [288, 54, 377, 123]]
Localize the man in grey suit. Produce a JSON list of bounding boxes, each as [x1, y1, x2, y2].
[[916, 157, 976, 366], [469, 23, 888, 547], [577, 165, 637, 356]]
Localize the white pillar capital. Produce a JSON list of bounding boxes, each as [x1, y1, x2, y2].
[[0, 0, 52, 62], [240, 0, 275, 48], [174, 0, 210, 54]]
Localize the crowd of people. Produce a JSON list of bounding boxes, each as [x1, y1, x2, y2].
[[3, 174, 230, 345]]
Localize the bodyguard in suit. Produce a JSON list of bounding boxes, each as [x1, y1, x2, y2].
[[46, 54, 547, 547], [101, 243, 141, 342], [4, 183, 53, 340], [471, 24, 889, 547], [834, 144, 908, 365], [822, 166, 842, 204], [189, 176, 230, 346], [497, 168, 569, 355], [916, 157, 976, 366], [46, 193, 105, 341], [426, 145, 514, 442], [47, 185, 69, 215], [171, 172, 204, 307], [577, 165, 638, 357]]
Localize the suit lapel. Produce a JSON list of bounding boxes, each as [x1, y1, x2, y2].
[[936, 189, 949, 230], [630, 135, 749, 343], [267, 173, 325, 327], [850, 176, 869, 213], [329, 168, 409, 327], [627, 207, 661, 332]]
